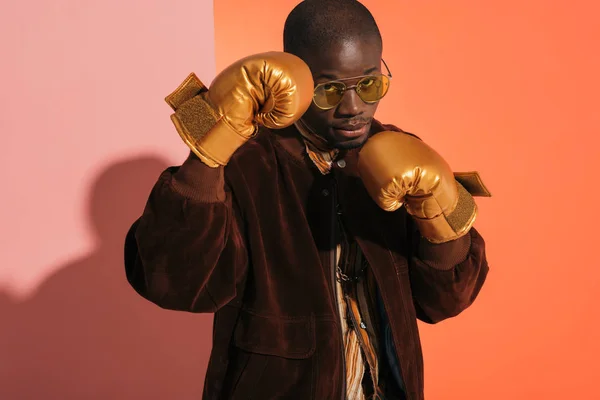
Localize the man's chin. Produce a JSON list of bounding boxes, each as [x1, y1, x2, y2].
[[331, 132, 370, 150]]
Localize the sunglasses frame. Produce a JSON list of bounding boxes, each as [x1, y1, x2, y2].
[[312, 59, 393, 110]]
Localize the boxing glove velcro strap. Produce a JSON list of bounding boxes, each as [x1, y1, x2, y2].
[[165, 72, 207, 110], [166, 73, 251, 168], [454, 171, 492, 197], [408, 181, 477, 244]]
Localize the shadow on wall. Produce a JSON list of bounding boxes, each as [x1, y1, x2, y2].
[[0, 155, 213, 400]]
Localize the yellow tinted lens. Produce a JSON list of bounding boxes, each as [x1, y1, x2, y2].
[[357, 75, 390, 102], [314, 82, 345, 109]]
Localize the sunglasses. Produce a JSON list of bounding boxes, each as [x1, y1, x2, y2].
[[312, 59, 392, 110]]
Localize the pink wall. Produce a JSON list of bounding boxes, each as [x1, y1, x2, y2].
[[1, 1, 216, 398]]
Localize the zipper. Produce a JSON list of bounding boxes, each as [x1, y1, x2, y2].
[[329, 177, 347, 400]]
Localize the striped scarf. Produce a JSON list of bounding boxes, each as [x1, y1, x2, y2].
[[294, 119, 339, 175]]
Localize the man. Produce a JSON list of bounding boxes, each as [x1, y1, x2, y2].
[[124, 1, 491, 399]]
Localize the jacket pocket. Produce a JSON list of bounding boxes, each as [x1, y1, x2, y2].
[[227, 309, 316, 399], [233, 309, 316, 359]]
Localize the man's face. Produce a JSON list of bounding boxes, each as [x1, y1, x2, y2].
[[300, 37, 383, 150]]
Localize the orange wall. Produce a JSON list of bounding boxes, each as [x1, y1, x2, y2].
[[215, 1, 600, 398]]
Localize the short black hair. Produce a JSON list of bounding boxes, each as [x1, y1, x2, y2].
[[283, 0, 382, 57]]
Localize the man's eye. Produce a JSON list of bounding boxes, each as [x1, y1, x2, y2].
[[361, 78, 375, 87], [323, 84, 337, 92]]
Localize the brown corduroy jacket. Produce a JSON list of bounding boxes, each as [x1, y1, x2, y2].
[[124, 121, 489, 400]]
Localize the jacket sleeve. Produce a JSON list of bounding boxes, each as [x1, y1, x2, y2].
[[124, 152, 248, 313], [407, 219, 489, 324]]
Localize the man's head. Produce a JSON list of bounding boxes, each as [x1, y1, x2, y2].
[[284, 0, 387, 150]]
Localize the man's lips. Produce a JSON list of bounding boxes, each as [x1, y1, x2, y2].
[[332, 122, 369, 138]]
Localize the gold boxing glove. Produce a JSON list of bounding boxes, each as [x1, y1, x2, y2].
[[358, 131, 490, 244], [165, 52, 314, 167]]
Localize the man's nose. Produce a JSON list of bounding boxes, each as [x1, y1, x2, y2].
[[336, 87, 362, 116]]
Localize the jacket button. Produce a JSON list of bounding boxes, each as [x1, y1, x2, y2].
[[321, 189, 330, 196], [336, 159, 346, 168]]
